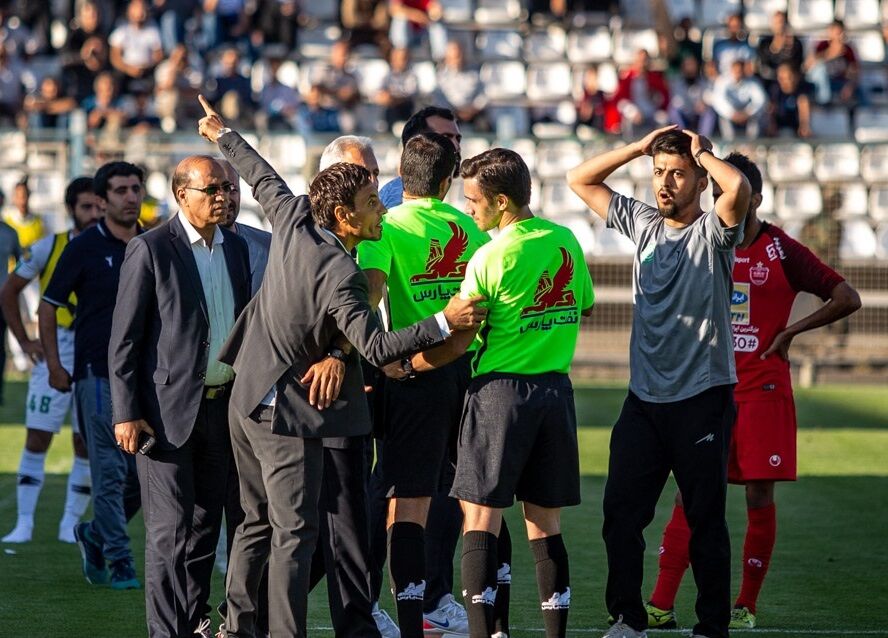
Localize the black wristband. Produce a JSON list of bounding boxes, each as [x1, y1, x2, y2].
[[694, 147, 712, 164], [327, 347, 348, 363]]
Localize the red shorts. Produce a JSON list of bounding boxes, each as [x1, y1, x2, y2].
[[727, 395, 798, 483]]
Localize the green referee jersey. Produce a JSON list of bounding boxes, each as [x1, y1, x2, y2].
[[460, 216, 594, 377], [358, 197, 490, 331]]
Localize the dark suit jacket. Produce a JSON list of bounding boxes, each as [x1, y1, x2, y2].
[[216, 131, 443, 439], [109, 215, 252, 449]]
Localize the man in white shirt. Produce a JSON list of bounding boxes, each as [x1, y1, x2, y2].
[[710, 60, 766, 140], [109, 0, 163, 89]]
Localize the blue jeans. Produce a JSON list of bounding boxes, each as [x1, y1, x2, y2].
[[75, 369, 141, 564]]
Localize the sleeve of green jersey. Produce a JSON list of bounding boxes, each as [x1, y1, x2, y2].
[[459, 249, 488, 300], [356, 232, 393, 276]]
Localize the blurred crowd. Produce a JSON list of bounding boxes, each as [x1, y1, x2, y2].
[[0, 0, 886, 140]]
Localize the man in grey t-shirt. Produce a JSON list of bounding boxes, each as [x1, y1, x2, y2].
[[568, 127, 750, 638]]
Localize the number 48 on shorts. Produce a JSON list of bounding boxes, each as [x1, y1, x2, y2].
[[28, 394, 53, 414]]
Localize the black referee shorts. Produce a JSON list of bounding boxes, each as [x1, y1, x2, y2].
[[451, 372, 580, 509], [381, 354, 472, 498]]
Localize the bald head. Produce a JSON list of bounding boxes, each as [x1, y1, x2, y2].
[[171, 155, 219, 204], [319, 136, 379, 185], [171, 155, 231, 236]]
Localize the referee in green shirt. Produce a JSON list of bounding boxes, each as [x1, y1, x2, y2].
[[411, 149, 594, 638]]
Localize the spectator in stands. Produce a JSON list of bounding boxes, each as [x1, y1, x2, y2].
[[0, 4, 38, 59], [154, 0, 199, 54], [805, 19, 860, 106], [83, 71, 127, 130], [24, 76, 77, 131], [575, 64, 608, 133], [528, 0, 612, 22], [313, 40, 361, 111], [124, 89, 162, 132], [389, 0, 447, 60], [711, 59, 766, 140], [757, 10, 804, 91], [667, 55, 715, 136], [206, 46, 255, 127], [61, 2, 110, 102], [248, 0, 301, 51], [434, 40, 488, 131], [341, 0, 391, 56], [202, 0, 249, 50], [109, 0, 163, 92], [297, 84, 342, 135], [14, 0, 50, 53], [257, 53, 301, 131], [661, 16, 703, 75], [768, 62, 812, 138], [0, 43, 25, 128], [712, 12, 754, 77], [4, 179, 45, 250], [376, 47, 418, 131], [611, 49, 670, 137], [154, 43, 204, 132]]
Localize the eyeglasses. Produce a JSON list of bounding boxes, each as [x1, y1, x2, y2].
[[184, 183, 238, 196]]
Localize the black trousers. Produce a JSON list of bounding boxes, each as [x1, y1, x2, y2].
[[309, 439, 380, 637], [136, 393, 232, 638], [225, 404, 324, 638], [602, 385, 735, 638]]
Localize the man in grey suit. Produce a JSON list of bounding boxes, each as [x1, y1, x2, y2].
[[197, 97, 485, 638], [109, 156, 252, 637], [219, 160, 271, 297]]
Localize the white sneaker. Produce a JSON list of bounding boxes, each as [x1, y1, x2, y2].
[[2, 523, 33, 543], [372, 601, 401, 638], [601, 615, 648, 638], [423, 593, 469, 635], [491, 633, 509, 638]]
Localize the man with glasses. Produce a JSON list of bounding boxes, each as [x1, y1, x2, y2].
[[108, 156, 252, 637]]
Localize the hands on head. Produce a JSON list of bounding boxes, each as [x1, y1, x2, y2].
[[197, 94, 229, 143]]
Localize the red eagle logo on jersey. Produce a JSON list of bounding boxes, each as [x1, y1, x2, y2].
[[521, 248, 577, 317], [410, 221, 470, 283]]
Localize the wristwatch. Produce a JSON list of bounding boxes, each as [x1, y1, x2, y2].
[[327, 347, 348, 363], [694, 147, 713, 165], [401, 357, 416, 379]]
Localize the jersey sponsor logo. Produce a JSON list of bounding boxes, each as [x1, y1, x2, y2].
[[395, 580, 426, 601], [522, 247, 577, 317], [695, 433, 715, 445], [749, 261, 770, 285], [769, 454, 782, 467], [733, 333, 759, 352], [470, 587, 497, 606], [640, 242, 656, 264], [731, 282, 750, 325], [541, 587, 571, 610], [410, 221, 470, 284], [766, 238, 786, 262]]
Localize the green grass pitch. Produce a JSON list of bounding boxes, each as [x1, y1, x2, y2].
[[0, 380, 886, 638]]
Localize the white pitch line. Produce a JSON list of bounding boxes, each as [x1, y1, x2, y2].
[[308, 627, 887, 636]]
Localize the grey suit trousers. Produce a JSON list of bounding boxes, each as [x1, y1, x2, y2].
[[225, 404, 324, 638]]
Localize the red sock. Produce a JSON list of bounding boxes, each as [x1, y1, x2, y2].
[[649, 504, 691, 610], [735, 503, 777, 614]]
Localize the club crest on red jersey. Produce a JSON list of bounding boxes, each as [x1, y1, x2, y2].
[[521, 247, 577, 318], [410, 221, 469, 283], [749, 261, 769, 286]]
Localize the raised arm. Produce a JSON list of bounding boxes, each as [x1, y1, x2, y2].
[[198, 95, 308, 229], [685, 129, 751, 228], [567, 125, 676, 220]]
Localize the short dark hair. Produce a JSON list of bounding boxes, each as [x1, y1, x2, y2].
[[460, 148, 531, 208], [400, 133, 458, 199], [94, 161, 144, 199], [400, 106, 456, 147], [65, 177, 95, 211], [723, 152, 762, 195], [15, 177, 29, 193], [309, 162, 372, 229], [650, 130, 706, 178]]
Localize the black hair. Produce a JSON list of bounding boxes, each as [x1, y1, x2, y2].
[[723, 152, 762, 195], [65, 177, 95, 211], [308, 162, 372, 229], [400, 132, 458, 199], [460, 148, 531, 208], [650, 130, 707, 178], [93, 161, 144, 199], [400, 106, 457, 147]]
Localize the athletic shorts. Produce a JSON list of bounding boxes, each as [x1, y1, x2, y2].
[[451, 372, 580, 509], [381, 354, 471, 498], [25, 327, 79, 434], [728, 395, 797, 483]]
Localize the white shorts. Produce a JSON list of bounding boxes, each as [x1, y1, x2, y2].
[[25, 327, 79, 434]]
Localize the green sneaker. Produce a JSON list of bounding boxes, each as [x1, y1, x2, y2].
[[729, 606, 756, 629], [645, 602, 677, 629]]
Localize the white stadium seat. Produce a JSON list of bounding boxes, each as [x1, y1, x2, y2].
[[835, 0, 882, 29], [758, 181, 776, 218], [612, 29, 660, 66], [560, 216, 597, 257], [861, 144, 888, 182], [536, 140, 584, 178], [767, 143, 815, 182], [541, 180, 588, 216], [809, 108, 852, 139], [524, 26, 568, 62], [700, 0, 742, 28], [476, 30, 523, 60], [526, 63, 573, 101], [839, 219, 877, 259], [845, 30, 886, 64], [628, 154, 654, 181], [875, 223, 888, 259], [606, 178, 636, 198], [0, 131, 26, 166], [744, 0, 789, 30], [475, 0, 523, 24], [355, 58, 390, 97], [480, 61, 527, 100], [814, 143, 861, 181], [593, 219, 636, 256], [775, 182, 823, 220], [854, 108, 888, 143], [498, 138, 538, 174], [566, 28, 614, 64], [869, 185, 888, 222], [788, 0, 835, 30], [833, 182, 870, 218], [440, 0, 474, 23], [412, 61, 438, 95], [261, 135, 306, 173], [489, 105, 531, 138]]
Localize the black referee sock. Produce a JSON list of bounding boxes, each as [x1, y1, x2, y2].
[[531, 534, 571, 638], [494, 519, 512, 636], [388, 522, 426, 638], [460, 530, 498, 638]]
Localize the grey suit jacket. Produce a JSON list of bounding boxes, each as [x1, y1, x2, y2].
[[233, 221, 271, 296], [109, 215, 252, 449], [216, 131, 444, 439]]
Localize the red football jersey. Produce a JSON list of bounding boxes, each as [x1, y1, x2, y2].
[[731, 223, 844, 399]]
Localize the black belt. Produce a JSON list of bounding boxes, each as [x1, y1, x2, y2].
[[204, 384, 230, 400]]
